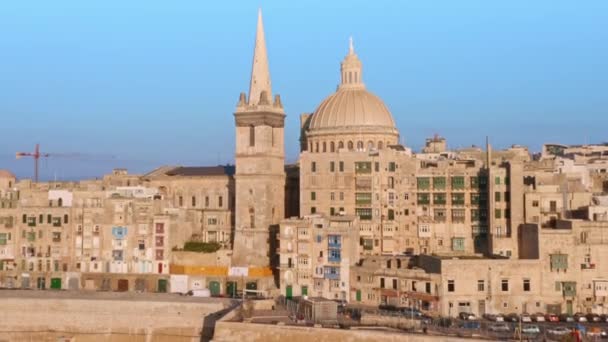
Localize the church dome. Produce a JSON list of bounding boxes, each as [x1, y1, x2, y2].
[[309, 88, 396, 131], [306, 38, 399, 140]]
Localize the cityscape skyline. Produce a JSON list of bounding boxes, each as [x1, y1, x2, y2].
[[1, 0, 607, 180]]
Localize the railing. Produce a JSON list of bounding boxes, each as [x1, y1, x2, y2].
[[328, 256, 341, 263]]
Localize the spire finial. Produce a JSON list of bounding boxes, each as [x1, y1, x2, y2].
[[349, 36, 354, 55], [248, 8, 272, 105]]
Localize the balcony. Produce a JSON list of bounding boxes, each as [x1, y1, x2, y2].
[[581, 263, 596, 270], [328, 241, 341, 249], [324, 272, 340, 280], [328, 256, 341, 263]]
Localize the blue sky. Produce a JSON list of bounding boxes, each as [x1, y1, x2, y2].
[[1, 1, 607, 180]]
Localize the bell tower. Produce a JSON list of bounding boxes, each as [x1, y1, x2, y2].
[[232, 9, 285, 267]]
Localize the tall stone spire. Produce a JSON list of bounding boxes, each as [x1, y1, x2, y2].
[[248, 8, 272, 105]]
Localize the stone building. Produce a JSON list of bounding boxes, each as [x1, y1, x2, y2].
[[278, 214, 359, 300]]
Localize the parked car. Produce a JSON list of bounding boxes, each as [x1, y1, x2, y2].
[[600, 314, 608, 323], [505, 313, 520, 322], [532, 313, 545, 322], [522, 325, 541, 335], [521, 314, 532, 323], [400, 307, 422, 318], [378, 304, 399, 312], [489, 323, 511, 332], [574, 313, 588, 322], [459, 312, 476, 320], [547, 326, 572, 336], [460, 321, 481, 329], [559, 314, 575, 323], [586, 313, 601, 323], [483, 313, 505, 322], [545, 313, 560, 322], [587, 327, 604, 338]]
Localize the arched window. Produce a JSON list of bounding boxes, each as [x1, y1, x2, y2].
[[64, 214, 69, 224], [330, 142, 335, 152], [338, 141, 344, 149], [58, 198, 63, 207], [249, 125, 255, 147], [367, 141, 374, 150], [309, 142, 313, 152], [347, 141, 354, 150], [249, 207, 255, 228], [378, 141, 383, 150], [357, 141, 363, 150], [315, 142, 319, 153], [322, 142, 327, 153]]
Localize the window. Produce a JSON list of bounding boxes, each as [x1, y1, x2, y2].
[[311, 162, 316, 173], [387, 260, 392, 269], [495, 192, 501, 202], [355, 192, 371, 205], [339, 161, 344, 172], [138, 240, 145, 250], [451, 176, 465, 189], [448, 280, 455, 292], [478, 280, 485, 292], [311, 192, 316, 201], [330, 142, 335, 152], [433, 193, 446, 205], [433, 177, 446, 190], [310, 207, 316, 214], [550, 200, 557, 212], [550, 254, 568, 271], [523, 279, 531, 292], [330, 161, 335, 172], [330, 192, 335, 201], [416, 177, 431, 191], [387, 209, 395, 220], [452, 237, 465, 251], [452, 193, 465, 205], [355, 208, 372, 220], [388, 177, 394, 189], [532, 200, 539, 207], [388, 162, 396, 172], [380, 278, 385, 288], [178, 196, 183, 207], [192, 196, 196, 207], [205, 196, 209, 207], [63, 214, 69, 224], [501, 279, 509, 292], [426, 282, 431, 294], [374, 162, 379, 172], [339, 192, 344, 201], [218, 196, 223, 207], [249, 125, 255, 146], [355, 162, 372, 174], [417, 193, 430, 205], [393, 279, 398, 290], [495, 209, 501, 219], [495, 176, 501, 185], [504, 192, 510, 202]]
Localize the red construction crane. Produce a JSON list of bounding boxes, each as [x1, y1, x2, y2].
[[16, 143, 50, 183]]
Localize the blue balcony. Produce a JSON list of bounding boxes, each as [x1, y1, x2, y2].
[[328, 256, 341, 263], [324, 267, 340, 280], [328, 235, 341, 248]]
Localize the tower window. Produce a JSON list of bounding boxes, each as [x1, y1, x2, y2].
[[249, 125, 255, 147]]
